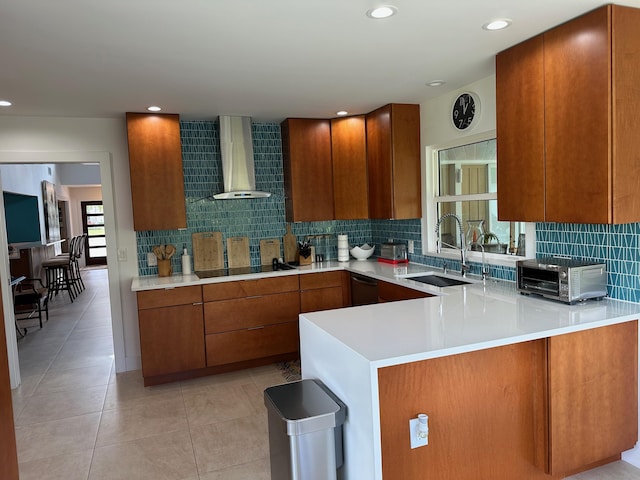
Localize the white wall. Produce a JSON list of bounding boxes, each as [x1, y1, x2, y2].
[[57, 163, 101, 186], [0, 116, 141, 383], [420, 75, 496, 148]]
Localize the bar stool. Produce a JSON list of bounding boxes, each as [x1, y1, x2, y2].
[[42, 256, 76, 302]]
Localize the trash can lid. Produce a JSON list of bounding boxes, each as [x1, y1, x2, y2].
[[264, 379, 346, 436]]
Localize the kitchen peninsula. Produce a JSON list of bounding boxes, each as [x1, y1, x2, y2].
[[298, 263, 640, 480]]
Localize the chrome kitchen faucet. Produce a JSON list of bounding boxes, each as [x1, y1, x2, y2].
[[435, 213, 468, 277]]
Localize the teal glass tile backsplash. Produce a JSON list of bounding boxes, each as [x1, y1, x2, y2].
[[136, 121, 372, 275], [537, 222, 640, 302]]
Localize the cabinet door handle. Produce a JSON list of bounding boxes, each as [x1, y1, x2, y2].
[[192, 302, 203, 306], [247, 326, 265, 331], [351, 276, 378, 287]]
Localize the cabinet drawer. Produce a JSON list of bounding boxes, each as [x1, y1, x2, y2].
[[202, 275, 299, 301], [137, 285, 202, 310], [299, 271, 345, 290], [301, 286, 346, 313], [204, 291, 300, 333], [206, 321, 299, 366], [378, 281, 432, 302]]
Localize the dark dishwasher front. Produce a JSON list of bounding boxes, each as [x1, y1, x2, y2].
[[350, 273, 378, 306]]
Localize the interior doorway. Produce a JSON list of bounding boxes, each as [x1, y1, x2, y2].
[[0, 151, 124, 390]]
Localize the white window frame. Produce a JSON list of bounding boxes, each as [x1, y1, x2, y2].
[[421, 130, 536, 267]]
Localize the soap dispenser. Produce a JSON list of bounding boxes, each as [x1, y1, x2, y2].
[[181, 244, 192, 275]]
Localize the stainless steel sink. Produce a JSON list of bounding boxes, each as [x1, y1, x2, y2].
[[408, 275, 472, 287]]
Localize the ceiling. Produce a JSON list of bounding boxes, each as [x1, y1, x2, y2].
[[1, 0, 638, 122]]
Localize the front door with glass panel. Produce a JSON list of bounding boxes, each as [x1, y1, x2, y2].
[[82, 201, 107, 266]]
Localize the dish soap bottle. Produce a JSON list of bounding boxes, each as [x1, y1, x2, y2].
[[181, 244, 192, 275]]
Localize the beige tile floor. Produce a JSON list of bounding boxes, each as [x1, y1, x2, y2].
[[10, 267, 640, 479]]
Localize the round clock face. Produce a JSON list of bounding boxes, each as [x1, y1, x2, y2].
[[452, 93, 477, 130]]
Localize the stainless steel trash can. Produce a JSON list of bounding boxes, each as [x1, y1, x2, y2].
[[264, 379, 346, 480]]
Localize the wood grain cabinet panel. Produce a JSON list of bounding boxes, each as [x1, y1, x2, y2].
[[137, 285, 202, 310], [138, 303, 205, 378], [366, 104, 421, 220], [496, 5, 640, 224], [331, 115, 368, 219], [544, 321, 638, 475], [281, 118, 334, 222], [206, 322, 299, 367], [300, 271, 350, 313], [202, 275, 299, 302], [203, 276, 301, 367], [126, 112, 187, 231], [496, 35, 546, 222], [378, 341, 556, 480], [136, 286, 205, 381], [204, 291, 300, 333]]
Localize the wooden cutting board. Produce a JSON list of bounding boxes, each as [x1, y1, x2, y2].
[[283, 224, 297, 263], [226, 236, 250, 268], [192, 231, 223, 271], [260, 238, 281, 265]]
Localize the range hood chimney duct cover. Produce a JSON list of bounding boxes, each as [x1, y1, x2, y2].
[[213, 116, 271, 199]]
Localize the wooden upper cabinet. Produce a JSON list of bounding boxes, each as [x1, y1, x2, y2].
[[496, 5, 640, 224], [331, 116, 368, 219], [281, 118, 334, 222], [366, 104, 421, 220], [126, 112, 187, 231], [544, 6, 611, 224], [496, 35, 546, 222]]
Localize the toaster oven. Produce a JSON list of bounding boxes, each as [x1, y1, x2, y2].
[[517, 257, 607, 304]]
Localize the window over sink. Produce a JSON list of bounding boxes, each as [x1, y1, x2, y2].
[[424, 133, 534, 264]]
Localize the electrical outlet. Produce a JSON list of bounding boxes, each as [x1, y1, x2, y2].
[[117, 248, 127, 262], [147, 252, 157, 267], [408, 240, 414, 254], [409, 414, 429, 449]]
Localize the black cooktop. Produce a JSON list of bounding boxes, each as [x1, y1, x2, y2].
[[195, 264, 294, 279]]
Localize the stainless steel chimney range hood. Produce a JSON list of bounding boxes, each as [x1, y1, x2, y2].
[[212, 115, 271, 199]]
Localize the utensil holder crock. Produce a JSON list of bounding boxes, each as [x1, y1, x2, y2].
[[157, 259, 172, 277]]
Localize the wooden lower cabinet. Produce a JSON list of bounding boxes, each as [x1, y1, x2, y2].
[[206, 322, 299, 366], [136, 286, 205, 382], [300, 271, 349, 313], [377, 321, 638, 479], [204, 292, 300, 333], [138, 303, 205, 378], [203, 277, 301, 367], [544, 321, 638, 475], [378, 280, 433, 302]]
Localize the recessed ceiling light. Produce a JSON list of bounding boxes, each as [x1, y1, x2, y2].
[[147, 106, 162, 112], [426, 80, 446, 87], [366, 5, 397, 19], [336, 111, 349, 116], [483, 18, 512, 31], [0, 100, 12, 107]]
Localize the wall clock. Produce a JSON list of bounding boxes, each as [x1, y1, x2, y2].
[[451, 92, 479, 130]]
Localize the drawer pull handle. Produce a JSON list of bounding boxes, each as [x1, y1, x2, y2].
[[247, 326, 265, 331], [192, 302, 203, 306]]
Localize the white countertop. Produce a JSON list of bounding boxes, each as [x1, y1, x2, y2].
[[132, 258, 640, 368], [300, 269, 640, 368]]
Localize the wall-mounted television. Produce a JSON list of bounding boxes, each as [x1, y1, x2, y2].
[[3, 191, 42, 244]]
